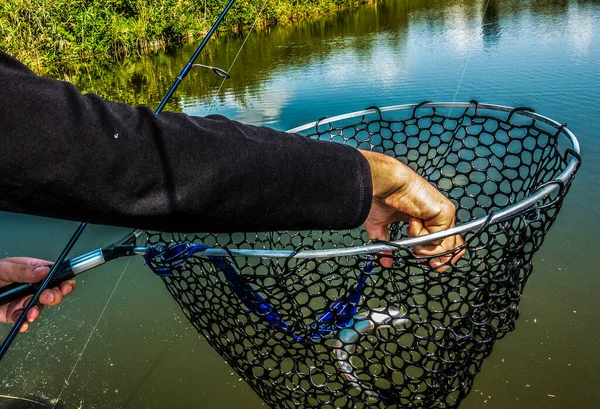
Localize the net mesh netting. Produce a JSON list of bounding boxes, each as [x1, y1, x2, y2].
[[145, 102, 579, 408]]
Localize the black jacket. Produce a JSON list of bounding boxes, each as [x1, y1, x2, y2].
[[0, 51, 372, 232]]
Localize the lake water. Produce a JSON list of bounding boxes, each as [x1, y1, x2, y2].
[[1, 0, 599, 408]]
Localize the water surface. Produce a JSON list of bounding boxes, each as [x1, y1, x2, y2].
[[1, 0, 599, 408]]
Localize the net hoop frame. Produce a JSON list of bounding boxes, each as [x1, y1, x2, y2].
[[167, 101, 579, 260]]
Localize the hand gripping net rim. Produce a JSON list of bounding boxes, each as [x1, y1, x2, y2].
[[145, 101, 580, 408]]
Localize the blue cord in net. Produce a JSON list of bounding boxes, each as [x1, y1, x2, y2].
[[143, 243, 373, 342]]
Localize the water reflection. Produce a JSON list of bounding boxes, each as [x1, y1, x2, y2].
[[531, 0, 570, 16], [443, 3, 483, 55], [568, 4, 596, 55], [66, 0, 599, 124]]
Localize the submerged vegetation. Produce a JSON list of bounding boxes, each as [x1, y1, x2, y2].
[[0, 0, 372, 74]]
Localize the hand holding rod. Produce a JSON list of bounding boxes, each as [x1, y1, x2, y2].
[[0, 223, 88, 359], [0, 244, 138, 307]]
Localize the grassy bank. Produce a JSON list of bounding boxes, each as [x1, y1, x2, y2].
[[0, 0, 371, 74]]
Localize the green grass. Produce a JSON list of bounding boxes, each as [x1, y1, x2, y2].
[[0, 0, 371, 75]]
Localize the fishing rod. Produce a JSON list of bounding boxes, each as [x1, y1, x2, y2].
[[155, 0, 236, 115], [0, 0, 237, 360]]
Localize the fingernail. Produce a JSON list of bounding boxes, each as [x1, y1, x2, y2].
[[27, 308, 37, 322], [34, 266, 49, 274]]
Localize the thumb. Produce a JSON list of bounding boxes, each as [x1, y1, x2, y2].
[[0, 261, 49, 285], [364, 221, 390, 242], [364, 223, 394, 268]]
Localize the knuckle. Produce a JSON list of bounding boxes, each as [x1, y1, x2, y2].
[[443, 199, 457, 214]]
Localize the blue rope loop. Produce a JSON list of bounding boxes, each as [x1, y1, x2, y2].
[[144, 242, 375, 342], [144, 242, 207, 277]]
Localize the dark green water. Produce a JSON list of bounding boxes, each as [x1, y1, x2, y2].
[[1, 0, 599, 408]]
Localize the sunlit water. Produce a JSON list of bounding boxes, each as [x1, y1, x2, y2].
[[1, 0, 599, 408]]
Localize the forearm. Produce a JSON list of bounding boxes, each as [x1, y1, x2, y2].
[[0, 53, 372, 232]]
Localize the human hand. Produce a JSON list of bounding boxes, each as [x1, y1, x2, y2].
[[360, 150, 465, 271], [0, 257, 76, 332]]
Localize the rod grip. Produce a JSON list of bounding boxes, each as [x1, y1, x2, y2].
[[0, 262, 74, 306]]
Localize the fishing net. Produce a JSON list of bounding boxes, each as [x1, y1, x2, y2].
[[145, 102, 580, 408]]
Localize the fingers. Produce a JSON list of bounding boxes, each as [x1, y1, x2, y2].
[[7, 295, 41, 332], [26, 304, 43, 323], [40, 288, 63, 306], [38, 280, 75, 305], [4, 282, 73, 332], [0, 257, 78, 332], [60, 279, 76, 297], [377, 252, 392, 268], [5, 282, 74, 332], [0, 257, 78, 330], [365, 216, 465, 270], [427, 248, 465, 272], [408, 217, 465, 272], [409, 218, 441, 254], [14, 303, 42, 333]]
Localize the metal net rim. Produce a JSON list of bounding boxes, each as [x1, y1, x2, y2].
[[193, 101, 580, 260]]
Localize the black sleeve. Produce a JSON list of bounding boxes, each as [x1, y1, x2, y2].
[[0, 51, 372, 233]]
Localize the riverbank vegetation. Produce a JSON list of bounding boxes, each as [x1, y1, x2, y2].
[[0, 0, 372, 74]]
